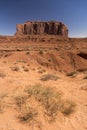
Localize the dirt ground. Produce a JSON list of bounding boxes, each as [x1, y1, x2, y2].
[[0, 35, 87, 130]]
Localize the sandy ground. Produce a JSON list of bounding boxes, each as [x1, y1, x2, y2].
[[0, 37, 87, 130]]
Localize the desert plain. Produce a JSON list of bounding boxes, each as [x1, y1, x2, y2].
[[0, 34, 87, 130]]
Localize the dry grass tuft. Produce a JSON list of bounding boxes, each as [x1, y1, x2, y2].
[[66, 71, 77, 77], [60, 100, 76, 116], [0, 93, 7, 113], [0, 72, 6, 78], [19, 106, 38, 124], [25, 84, 61, 120], [25, 84, 75, 120], [40, 74, 59, 81], [14, 84, 76, 124], [11, 66, 20, 71], [14, 94, 38, 124], [14, 94, 28, 109]]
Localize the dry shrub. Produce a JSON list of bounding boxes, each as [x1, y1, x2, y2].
[[19, 106, 38, 124], [66, 71, 77, 77], [14, 85, 76, 124], [14, 94, 38, 124], [25, 84, 61, 120], [0, 93, 7, 113], [23, 67, 29, 72], [14, 94, 28, 109], [60, 100, 76, 116], [25, 85, 75, 120], [0, 72, 6, 78], [11, 66, 20, 71], [40, 74, 59, 81]]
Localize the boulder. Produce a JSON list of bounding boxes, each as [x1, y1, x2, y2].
[[16, 21, 68, 36]]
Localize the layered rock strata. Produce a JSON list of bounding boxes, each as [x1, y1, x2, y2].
[[16, 21, 68, 36]]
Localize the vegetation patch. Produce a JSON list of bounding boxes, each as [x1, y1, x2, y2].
[[40, 74, 59, 81], [66, 71, 77, 77], [0, 72, 6, 78], [14, 93, 38, 124], [19, 106, 38, 124], [23, 66, 29, 72], [11, 66, 20, 71], [60, 100, 76, 116], [0, 93, 7, 113], [24, 84, 75, 121], [14, 84, 76, 124]]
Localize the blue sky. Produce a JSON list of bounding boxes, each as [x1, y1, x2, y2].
[[0, 0, 87, 37]]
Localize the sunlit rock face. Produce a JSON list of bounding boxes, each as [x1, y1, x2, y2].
[[16, 21, 68, 36]]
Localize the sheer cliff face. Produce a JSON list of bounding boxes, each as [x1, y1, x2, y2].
[[16, 21, 68, 36]]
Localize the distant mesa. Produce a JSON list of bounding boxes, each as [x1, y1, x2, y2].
[[15, 21, 68, 37]]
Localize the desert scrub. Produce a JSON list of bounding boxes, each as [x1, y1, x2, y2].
[[25, 84, 61, 120], [11, 66, 20, 71], [40, 74, 59, 81], [0, 93, 7, 113], [14, 94, 38, 124], [25, 84, 76, 120], [22, 66, 29, 72], [0, 72, 6, 78], [60, 100, 76, 116], [66, 71, 77, 77], [37, 67, 46, 74], [19, 106, 38, 124], [15, 85, 76, 124], [14, 94, 28, 110]]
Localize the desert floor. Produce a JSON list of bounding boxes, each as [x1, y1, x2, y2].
[[0, 36, 87, 130]]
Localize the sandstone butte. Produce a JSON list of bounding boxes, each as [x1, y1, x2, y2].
[[15, 21, 68, 36]]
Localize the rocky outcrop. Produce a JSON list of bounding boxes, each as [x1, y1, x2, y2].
[[16, 21, 68, 36]]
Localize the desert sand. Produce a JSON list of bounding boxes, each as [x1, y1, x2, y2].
[[0, 35, 87, 130]]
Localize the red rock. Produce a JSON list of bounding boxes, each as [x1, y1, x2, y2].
[[16, 21, 68, 36]]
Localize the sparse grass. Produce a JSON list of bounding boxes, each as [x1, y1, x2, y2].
[[14, 94, 28, 109], [60, 100, 76, 116], [37, 70, 44, 73], [0, 93, 7, 113], [66, 71, 77, 77], [23, 67, 29, 72], [37, 69, 46, 74], [16, 60, 26, 63], [25, 84, 61, 120], [14, 94, 38, 124], [0, 72, 6, 78], [40, 74, 59, 81], [11, 66, 20, 71], [19, 106, 38, 124], [80, 85, 87, 91], [25, 84, 75, 121], [14, 84, 76, 124]]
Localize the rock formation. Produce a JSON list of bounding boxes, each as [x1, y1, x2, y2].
[[16, 21, 68, 36]]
